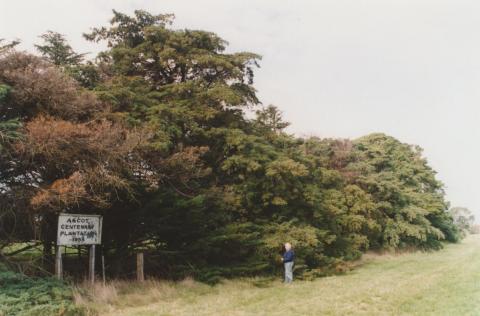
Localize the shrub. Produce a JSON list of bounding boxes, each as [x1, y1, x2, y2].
[[0, 265, 84, 316]]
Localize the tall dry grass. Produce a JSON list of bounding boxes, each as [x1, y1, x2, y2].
[[73, 277, 212, 315]]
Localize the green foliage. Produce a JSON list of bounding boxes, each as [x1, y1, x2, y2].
[[0, 10, 461, 284], [35, 31, 85, 66], [35, 32, 100, 88], [0, 84, 8, 100], [254, 105, 290, 136], [0, 265, 83, 316], [348, 133, 459, 249], [0, 118, 21, 150], [0, 84, 22, 151]]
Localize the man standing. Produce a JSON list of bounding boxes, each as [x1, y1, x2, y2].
[[282, 242, 295, 283]]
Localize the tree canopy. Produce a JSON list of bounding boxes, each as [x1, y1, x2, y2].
[[0, 10, 461, 282]]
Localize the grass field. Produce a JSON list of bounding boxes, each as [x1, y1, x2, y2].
[[78, 234, 480, 316]]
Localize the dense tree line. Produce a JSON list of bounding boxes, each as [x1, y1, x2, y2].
[[0, 11, 461, 282]]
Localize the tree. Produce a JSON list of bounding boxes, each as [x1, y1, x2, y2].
[[0, 39, 19, 55], [348, 133, 459, 248], [0, 52, 105, 121], [0, 51, 153, 266], [449, 207, 475, 235], [35, 31, 100, 89], [0, 10, 461, 282], [0, 80, 28, 258], [78, 10, 459, 278], [35, 31, 85, 66], [0, 85, 21, 151], [254, 105, 290, 135]]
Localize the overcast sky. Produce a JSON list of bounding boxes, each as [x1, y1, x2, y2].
[[2, 0, 480, 219]]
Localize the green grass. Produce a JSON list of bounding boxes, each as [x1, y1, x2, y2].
[[79, 234, 480, 316]]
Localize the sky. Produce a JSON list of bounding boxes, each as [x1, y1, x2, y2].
[[1, 0, 480, 219]]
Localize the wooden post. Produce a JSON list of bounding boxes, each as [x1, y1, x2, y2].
[[89, 245, 95, 284], [101, 254, 106, 286], [136, 252, 144, 282], [55, 246, 62, 280]]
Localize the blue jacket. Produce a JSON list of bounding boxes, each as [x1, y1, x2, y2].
[[283, 249, 295, 263]]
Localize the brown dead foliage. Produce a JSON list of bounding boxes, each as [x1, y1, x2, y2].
[[17, 116, 145, 166], [17, 116, 148, 212], [0, 52, 105, 120], [30, 171, 87, 210], [16, 115, 210, 211]]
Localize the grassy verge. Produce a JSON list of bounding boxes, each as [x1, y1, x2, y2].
[[76, 234, 480, 316]]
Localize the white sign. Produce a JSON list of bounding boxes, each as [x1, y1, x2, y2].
[[57, 213, 102, 246]]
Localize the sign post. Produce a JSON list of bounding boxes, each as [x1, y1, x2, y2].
[[56, 213, 102, 283], [89, 244, 96, 284], [55, 246, 62, 279]]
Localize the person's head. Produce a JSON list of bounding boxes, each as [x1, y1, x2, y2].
[[284, 242, 292, 251]]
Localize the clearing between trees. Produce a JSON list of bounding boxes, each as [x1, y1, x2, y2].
[[78, 234, 480, 316]]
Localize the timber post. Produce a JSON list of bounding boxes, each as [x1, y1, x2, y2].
[[55, 246, 62, 280], [136, 252, 144, 282], [89, 245, 95, 284]]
